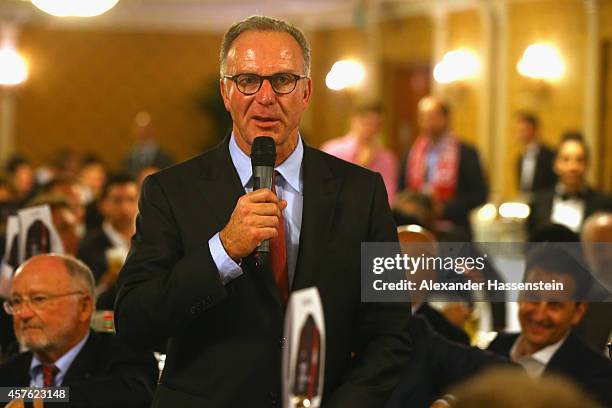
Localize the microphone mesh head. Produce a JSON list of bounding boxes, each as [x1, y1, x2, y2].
[[251, 136, 276, 166]]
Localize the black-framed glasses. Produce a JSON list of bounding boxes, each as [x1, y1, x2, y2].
[[3, 291, 85, 315], [223, 73, 307, 95]]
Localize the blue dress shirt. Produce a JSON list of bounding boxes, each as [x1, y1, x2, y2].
[[29, 331, 90, 387]]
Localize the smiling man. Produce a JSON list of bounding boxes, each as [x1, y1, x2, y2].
[[487, 246, 612, 406], [114, 15, 411, 408]]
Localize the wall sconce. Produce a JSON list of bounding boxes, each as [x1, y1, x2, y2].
[[31, 0, 120, 17], [517, 43, 565, 82], [0, 46, 28, 86], [433, 49, 481, 84], [516, 43, 565, 107], [325, 59, 366, 91], [433, 49, 480, 101]]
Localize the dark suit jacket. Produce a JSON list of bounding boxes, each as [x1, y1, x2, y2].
[[488, 332, 612, 407], [76, 229, 118, 310], [0, 331, 158, 408], [77, 228, 113, 283], [386, 316, 509, 408], [517, 144, 557, 193], [528, 187, 612, 233], [114, 137, 412, 408], [415, 303, 470, 346], [398, 142, 488, 229]]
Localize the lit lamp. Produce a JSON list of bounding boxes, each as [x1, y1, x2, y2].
[[433, 49, 480, 101], [0, 44, 28, 164], [325, 59, 366, 91], [516, 43, 565, 106], [0, 47, 28, 86], [31, 0, 120, 18]]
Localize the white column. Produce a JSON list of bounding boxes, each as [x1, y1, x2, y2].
[[431, 6, 448, 97], [490, 0, 509, 201], [583, 0, 599, 185]]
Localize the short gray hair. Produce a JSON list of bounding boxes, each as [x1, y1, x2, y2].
[[219, 15, 311, 77], [57, 254, 96, 298]]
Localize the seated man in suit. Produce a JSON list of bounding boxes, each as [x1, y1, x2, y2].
[[0, 253, 158, 408], [528, 131, 612, 233], [488, 245, 612, 407], [398, 96, 488, 239], [77, 174, 138, 309], [515, 111, 557, 197]]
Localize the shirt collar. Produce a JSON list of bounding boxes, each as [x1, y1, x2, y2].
[[510, 333, 567, 366], [102, 221, 129, 250], [229, 132, 303, 193], [30, 331, 90, 384]]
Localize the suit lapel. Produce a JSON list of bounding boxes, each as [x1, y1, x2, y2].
[[199, 137, 285, 307], [62, 331, 96, 385], [292, 145, 339, 290], [198, 137, 246, 230]]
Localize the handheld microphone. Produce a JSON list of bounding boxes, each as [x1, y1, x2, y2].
[[251, 136, 276, 264]]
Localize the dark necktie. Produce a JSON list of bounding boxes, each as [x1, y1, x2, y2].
[[42, 364, 59, 387], [271, 171, 289, 303]]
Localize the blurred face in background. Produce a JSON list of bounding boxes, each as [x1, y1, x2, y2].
[[417, 97, 448, 141], [220, 30, 312, 165], [518, 267, 585, 351], [516, 119, 537, 145], [13, 164, 35, 198], [49, 182, 86, 225], [554, 140, 588, 193], [80, 163, 107, 199], [51, 207, 80, 256], [353, 111, 383, 144], [101, 182, 139, 233], [581, 214, 612, 293]]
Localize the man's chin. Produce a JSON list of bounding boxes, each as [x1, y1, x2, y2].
[[19, 334, 50, 352]]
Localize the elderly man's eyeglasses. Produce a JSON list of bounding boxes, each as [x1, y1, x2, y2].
[[223, 73, 307, 95], [3, 292, 84, 315]]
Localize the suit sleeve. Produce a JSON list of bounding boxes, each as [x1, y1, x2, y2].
[[443, 145, 488, 223], [114, 175, 228, 350], [325, 173, 413, 408]]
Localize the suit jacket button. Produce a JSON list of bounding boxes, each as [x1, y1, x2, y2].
[[279, 337, 287, 349], [190, 304, 201, 315], [267, 391, 278, 406]]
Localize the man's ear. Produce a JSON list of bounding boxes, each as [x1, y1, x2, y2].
[[302, 78, 312, 108], [571, 302, 587, 326], [219, 79, 231, 112], [80, 294, 94, 323]]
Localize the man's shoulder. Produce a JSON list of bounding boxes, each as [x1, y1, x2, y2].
[[79, 228, 112, 250], [306, 145, 380, 181], [487, 332, 519, 356], [0, 351, 32, 385], [556, 333, 612, 369]]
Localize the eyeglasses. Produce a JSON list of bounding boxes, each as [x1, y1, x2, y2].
[[222, 73, 307, 95], [3, 291, 84, 315]]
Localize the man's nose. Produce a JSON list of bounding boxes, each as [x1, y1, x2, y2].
[[14, 302, 36, 319], [255, 79, 276, 105]]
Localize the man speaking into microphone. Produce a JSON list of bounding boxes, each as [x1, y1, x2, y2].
[[114, 15, 411, 408]]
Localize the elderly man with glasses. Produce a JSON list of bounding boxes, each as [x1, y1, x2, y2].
[[0, 253, 158, 408], [114, 15, 411, 408]]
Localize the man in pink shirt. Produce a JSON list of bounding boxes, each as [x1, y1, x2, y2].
[[320, 103, 398, 204]]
